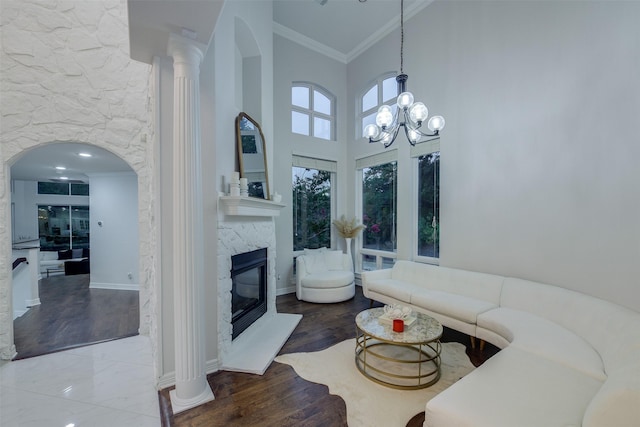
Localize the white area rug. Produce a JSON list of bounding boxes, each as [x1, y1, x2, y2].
[[275, 340, 474, 427]]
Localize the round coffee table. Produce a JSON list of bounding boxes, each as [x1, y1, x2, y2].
[[355, 307, 443, 389]]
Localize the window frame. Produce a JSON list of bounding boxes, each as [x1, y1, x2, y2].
[[411, 139, 441, 265], [357, 73, 398, 140], [355, 150, 399, 273], [291, 155, 337, 256], [291, 82, 336, 141]]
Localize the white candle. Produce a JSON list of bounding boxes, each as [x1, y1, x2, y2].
[[239, 178, 248, 188], [231, 171, 239, 183]]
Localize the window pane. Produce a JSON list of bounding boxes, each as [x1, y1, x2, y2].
[[361, 111, 377, 137], [71, 183, 89, 196], [382, 76, 397, 103], [71, 205, 90, 249], [292, 167, 331, 251], [362, 162, 397, 252], [418, 153, 440, 258], [292, 111, 310, 135], [313, 117, 331, 140], [314, 91, 331, 115], [38, 182, 69, 195], [362, 85, 378, 112], [38, 205, 71, 251], [292, 86, 309, 109]]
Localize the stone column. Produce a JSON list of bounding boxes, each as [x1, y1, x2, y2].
[[167, 34, 214, 413]]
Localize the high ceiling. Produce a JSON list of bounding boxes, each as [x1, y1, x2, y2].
[[13, 0, 431, 182], [273, 0, 428, 62]]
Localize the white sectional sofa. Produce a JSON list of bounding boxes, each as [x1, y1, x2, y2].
[[361, 260, 640, 426]]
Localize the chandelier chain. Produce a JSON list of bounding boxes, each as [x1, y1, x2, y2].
[[400, 0, 404, 74]]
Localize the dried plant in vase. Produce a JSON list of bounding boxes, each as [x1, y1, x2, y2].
[[332, 215, 365, 239]]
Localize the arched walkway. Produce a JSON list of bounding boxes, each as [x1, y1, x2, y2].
[[1, 140, 157, 362]]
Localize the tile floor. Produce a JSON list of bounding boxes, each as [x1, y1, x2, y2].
[[0, 335, 160, 426]]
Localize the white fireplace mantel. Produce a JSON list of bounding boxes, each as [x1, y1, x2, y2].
[[219, 196, 286, 217]]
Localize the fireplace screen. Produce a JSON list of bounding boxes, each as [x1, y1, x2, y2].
[[231, 248, 267, 340]]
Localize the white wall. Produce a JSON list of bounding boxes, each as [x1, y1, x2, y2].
[[0, 0, 153, 360], [347, 1, 640, 312], [89, 172, 139, 290], [273, 35, 349, 291]]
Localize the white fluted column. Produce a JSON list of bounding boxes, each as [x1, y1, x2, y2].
[[167, 34, 214, 413]]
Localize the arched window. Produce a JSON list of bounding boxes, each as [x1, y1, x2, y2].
[[358, 73, 397, 139], [291, 82, 335, 141]]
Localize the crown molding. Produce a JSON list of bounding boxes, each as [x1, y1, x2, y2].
[[273, 22, 348, 64]]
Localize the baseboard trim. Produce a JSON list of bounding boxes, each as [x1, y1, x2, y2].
[[90, 282, 139, 291], [157, 358, 220, 390], [276, 285, 296, 296], [26, 298, 41, 307]]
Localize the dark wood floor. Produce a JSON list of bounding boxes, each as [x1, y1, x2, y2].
[[12, 273, 140, 360], [159, 287, 499, 427]]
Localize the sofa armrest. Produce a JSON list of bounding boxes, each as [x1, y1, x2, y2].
[[361, 268, 392, 299], [295, 256, 309, 300]]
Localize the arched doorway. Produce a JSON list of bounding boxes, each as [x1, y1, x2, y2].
[[1, 140, 157, 362]]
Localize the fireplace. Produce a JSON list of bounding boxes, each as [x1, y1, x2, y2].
[[231, 248, 267, 340]]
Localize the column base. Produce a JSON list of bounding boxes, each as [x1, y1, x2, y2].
[[169, 384, 215, 414]]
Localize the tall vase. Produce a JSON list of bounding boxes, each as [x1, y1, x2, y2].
[[344, 237, 353, 268]]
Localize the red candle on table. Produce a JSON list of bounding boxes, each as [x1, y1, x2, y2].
[[393, 318, 404, 332]]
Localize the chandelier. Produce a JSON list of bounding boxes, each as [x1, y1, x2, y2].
[[363, 0, 445, 148]]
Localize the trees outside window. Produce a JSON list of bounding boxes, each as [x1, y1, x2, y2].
[[292, 167, 332, 251], [417, 152, 440, 258], [362, 161, 397, 252]]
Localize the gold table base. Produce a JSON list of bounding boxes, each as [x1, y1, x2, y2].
[[355, 333, 441, 390]]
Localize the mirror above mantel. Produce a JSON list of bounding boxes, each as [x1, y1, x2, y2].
[[236, 112, 270, 200]]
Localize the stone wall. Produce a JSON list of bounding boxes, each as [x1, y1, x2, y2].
[[0, 0, 155, 365], [217, 217, 278, 364]]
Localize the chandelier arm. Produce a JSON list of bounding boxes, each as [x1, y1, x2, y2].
[[383, 124, 403, 148]]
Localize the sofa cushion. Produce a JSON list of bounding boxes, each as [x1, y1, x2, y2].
[[302, 271, 354, 289], [477, 307, 606, 381], [366, 278, 422, 304], [410, 290, 497, 324], [583, 363, 640, 427], [425, 346, 603, 427], [58, 249, 72, 260], [324, 251, 346, 271]]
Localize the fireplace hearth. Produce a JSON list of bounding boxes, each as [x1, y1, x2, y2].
[[231, 248, 267, 340]]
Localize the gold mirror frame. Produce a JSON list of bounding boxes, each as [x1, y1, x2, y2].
[[235, 112, 270, 199]]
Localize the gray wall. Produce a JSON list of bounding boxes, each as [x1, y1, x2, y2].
[[273, 34, 349, 292], [347, 1, 640, 311], [89, 172, 139, 289]]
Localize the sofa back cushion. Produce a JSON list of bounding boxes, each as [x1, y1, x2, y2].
[[501, 277, 640, 371], [391, 261, 503, 305]]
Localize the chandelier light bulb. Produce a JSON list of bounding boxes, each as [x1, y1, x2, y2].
[[397, 91, 414, 109], [380, 131, 393, 145], [408, 129, 420, 143], [427, 115, 445, 132], [409, 102, 428, 123], [376, 105, 394, 128], [363, 124, 380, 139]]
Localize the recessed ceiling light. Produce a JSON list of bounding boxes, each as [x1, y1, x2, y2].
[[78, 152, 92, 158], [60, 176, 69, 180], [55, 166, 66, 170]]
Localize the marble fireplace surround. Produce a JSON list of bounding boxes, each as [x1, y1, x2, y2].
[[217, 197, 300, 374]]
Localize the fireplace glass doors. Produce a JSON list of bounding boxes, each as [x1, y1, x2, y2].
[[231, 248, 267, 340]]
